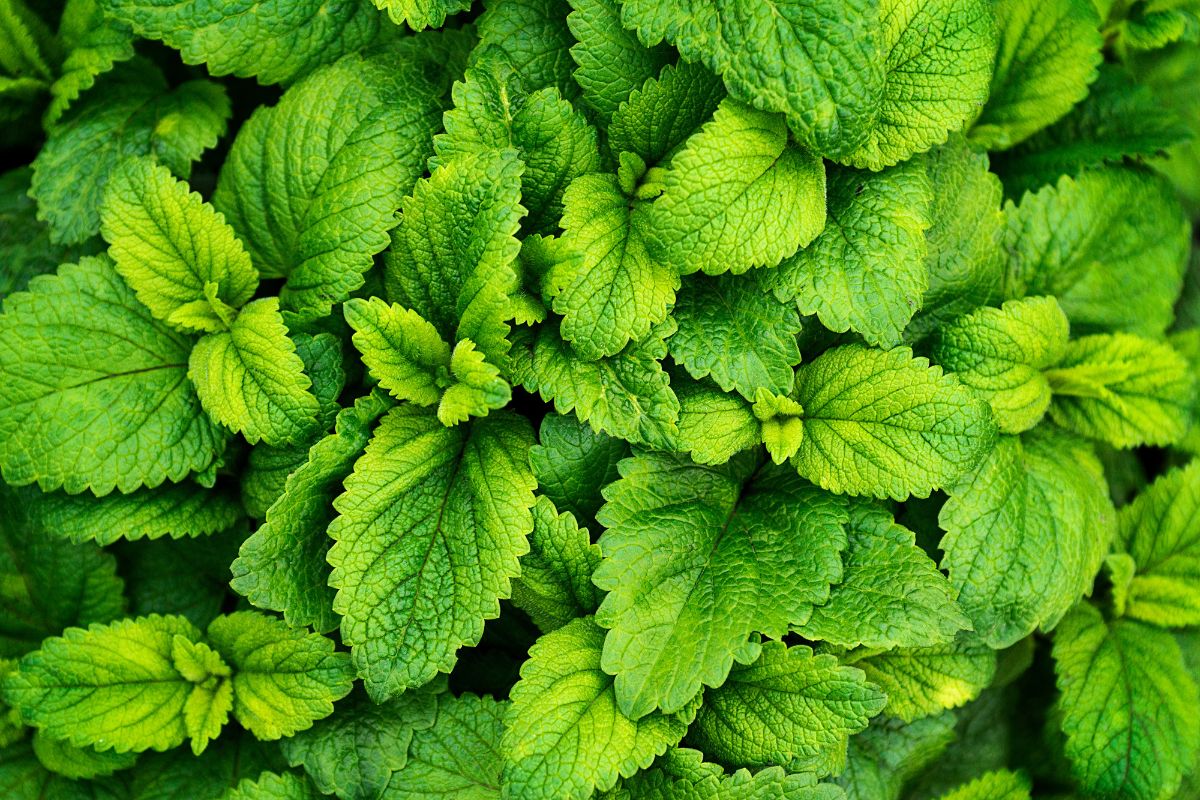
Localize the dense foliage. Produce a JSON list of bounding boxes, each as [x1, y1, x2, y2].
[[2, 0, 1200, 798]]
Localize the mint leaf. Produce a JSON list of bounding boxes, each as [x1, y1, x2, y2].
[[46, 0, 136, 125], [224, 771, 321, 800], [474, 0, 579, 102], [674, 377, 761, 465], [30, 731, 138, 780], [373, 0, 471, 29], [383, 693, 506, 800], [344, 298, 452, 407], [529, 412, 628, 529], [510, 497, 602, 633], [566, 0, 672, 125], [933, 770, 1031, 800], [608, 61, 725, 166], [848, 635, 997, 723], [836, 714, 957, 800]]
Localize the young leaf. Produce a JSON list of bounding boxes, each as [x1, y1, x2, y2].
[[933, 770, 1031, 800], [607, 61, 725, 166], [98, 0, 381, 85], [373, 0, 471, 29], [328, 406, 536, 700], [791, 345, 997, 501], [383, 693, 506, 800], [688, 641, 886, 776], [940, 428, 1114, 648], [593, 451, 849, 718], [344, 297, 451, 407], [1114, 461, 1200, 627], [101, 156, 257, 334], [643, 99, 826, 276], [933, 296, 1070, 434], [206, 612, 353, 740], [502, 617, 693, 800], [848, 635, 997, 723], [798, 501, 970, 649], [674, 378, 762, 465], [0, 256, 224, 495], [30, 731, 138, 780], [1053, 602, 1200, 800], [438, 340, 512, 427], [773, 158, 932, 347], [510, 497, 602, 633], [189, 298, 321, 447], [224, 771, 322, 800], [214, 48, 445, 320]]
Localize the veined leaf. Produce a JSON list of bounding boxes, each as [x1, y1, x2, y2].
[[46, 0, 136, 125], [607, 60, 725, 166], [473, 0, 579, 102], [528, 412, 628, 529], [510, 497, 602, 633], [847, 635, 997, 723], [933, 771, 1031, 800], [373, 0, 472, 29]]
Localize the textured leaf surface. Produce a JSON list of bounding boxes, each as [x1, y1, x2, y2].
[[503, 618, 691, 800], [344, 298, 451, 408], [607, 61, 725, 166], [0, 256, 223, 494], [328, 406, 536, 700], [528, 412, 628, 529], [46, 0, 136, 125], [836, 714, 956, 800], [473, 0, 578, 102], [674, 378, 761, 466], [381, 693, 505, 800], [374, 0, 472, 29], [566, 0, 672, 125], [850, 635, 997, 723], [1053, 602, 1200, 800], [224, 771, 321, 800], [594, 451, 849, 718], [933, 770, 1031, 800], [791, 345, 997, 501], [688, 642, 885, 775], [510, 498, 602, 633], [940, 428, 1114, 648]]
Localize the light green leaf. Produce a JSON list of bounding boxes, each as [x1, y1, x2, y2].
[[101, 156, 256, 334], [618, 0, 884, 158], [281, 688, 438, 800], [608, 60, 725, 166], [1114, 461, 1200, 627], [547, 172, 677, 359], [502, 618, 692, 800], [0, 256, 223, 494], [688, 641, 885, 776], [384, 149, 525, 367], [344, 297, 451, 407], [509, 318, 680, 450], [1044, 333, 1194, 448], [381, 693, 506, 800], [30, 731, 138, 780], [46, 0, 136, 125], [836, 714, 957, 800], [98, 0, 381, 84], [328, 406, 536, 701], [843, 0, 997, 170], [593, 451, 849, 718], [940, 428, 1114, 648], [932, 296, 1070, 434], [969, 0, 1102, 150], [373, 0, 471, 29], [224, 771, 321, 800], [791, 344, 997, 501], [671, 271, 802, 400], [189, 298, 321, 447], [214, 47, 445, 320], [510, 497, 602, 633], [1053, 602, 1200, 800], [643, 99, 826, 276], [438, 340, 512, 427], [2, 615, 204, 753], [846, 635, 997, 723], [933, 770, 1031, 800], [774, 159, 931, 347], [230, 392, 392, 634], [674, 378, 761, 465], [473, 0, 578, 102], [799, 501, 970, 649], [206, 612, 353, 740], [31, 61, 230, 245], [1001, 167, 1190, 337], [754, 389, 806, 465]]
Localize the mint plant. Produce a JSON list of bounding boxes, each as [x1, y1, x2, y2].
[[1, 0, 1199, 798]]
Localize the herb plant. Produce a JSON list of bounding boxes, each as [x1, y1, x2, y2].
[[1, 0, 1199, 798]]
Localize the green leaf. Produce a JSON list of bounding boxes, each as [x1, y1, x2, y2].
[[373, 0, 471, 29], [939, 428, 1114, 648], [100, 156, 257, 334], [799, 501, 970, 649], [791, 344, 997, 501], [381, 693, 506, 800], [438, 340, 512, 427], [773, 159, 931, 347], [932, 770, 1031, 800], [688, 641, 885, 775], [1114, 460, 1200, 627], [384, 149, 525, 367], [618, 0, 884, 158], [30, 731, 138, 780], [842, 0, 997, 170], [121, 530, 244, 629], [1044, 333, 1194, 448], [2, 615, 204, 753], [1001, 167, 1191, 337], [674, 378, 761, 466], [0, 256, 224, 494], [206, 612, 353, 740], [671, 271, 802, 400], [189, 298, 321, 447], [643, 99, 826, 276], [214, 47, 445, 320], [281, 688, 437, 800], [230, 392, 391, 634], [847, 635, 997, 723], [565, 0, 672, 126], [31, 61, 230, 245], [510, 497, 602, 633], [98, 0, 381, 84], [328, 406, 536, 701], [593, 451, 849, 718], [0, 0, 56, 80], [754, 388, 806, 465], [46, 0, 136, 126], [612, 749, 846, 799], [509, 318, 681, 450], [0, 488, 125, 658], [473, 0, 578, 102], [932, 296, 1070, 434], [502, 618, 693, 800], [969, 0, 1102, 150], [546, 172, 677, 359], [836, 714, 957, 800], [224, 771, 321, 800], [529, 412, 628, 530], [608, 60, 725, 166], [344, 297, 451, 407], [126, 730, 287, 800], [1053, 602, 1200, 800]]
